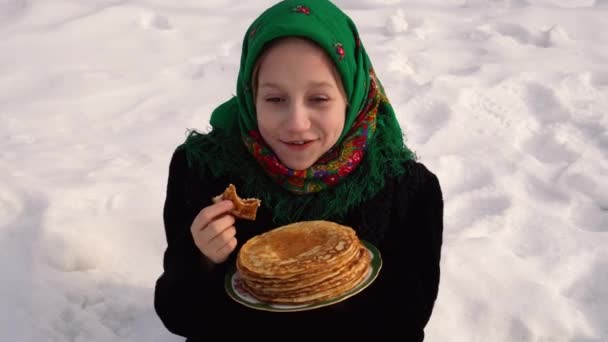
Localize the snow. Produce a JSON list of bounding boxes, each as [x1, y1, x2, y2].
[[1, 0, 607, 341]]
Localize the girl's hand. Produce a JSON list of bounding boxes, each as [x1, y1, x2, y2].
[[190, 200, 237, 264]]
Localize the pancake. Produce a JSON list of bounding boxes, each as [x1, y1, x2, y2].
[[236, 220, 371, 305], [245, 246, 370, 295], [238, 220, 359, 275], [242, 250, 370, 304], [238, 245, 360, 290]]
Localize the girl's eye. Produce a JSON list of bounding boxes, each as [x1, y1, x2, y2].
[[310, 96, 329, 103], [265, 97, 284, 103]]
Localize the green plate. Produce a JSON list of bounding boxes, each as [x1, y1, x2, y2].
[[224, 240, 382, 312]]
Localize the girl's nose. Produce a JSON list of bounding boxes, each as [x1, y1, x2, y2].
[[285, 102, 311, 132]]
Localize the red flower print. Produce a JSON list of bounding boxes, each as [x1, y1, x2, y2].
[[335, 43, 345, 61], [351, 149, 363, 164], [353, 135, 367, 147], [248, 130, 261, 140], [272, 161, 287, 174], [287, 176, 305, 188], [294, 5, 310, 15], [323, 174, 340, 186], [338, 163, 354, 177], [261, 156, 282, 174], [293, 169, 307, 178]]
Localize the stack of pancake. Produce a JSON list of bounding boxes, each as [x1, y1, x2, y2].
[[236, 220, 371, 305]]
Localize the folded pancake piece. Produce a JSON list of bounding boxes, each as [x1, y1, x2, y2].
[[212, 183, 261, 220]]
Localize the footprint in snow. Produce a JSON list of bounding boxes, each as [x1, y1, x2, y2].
[[384, 9, 409, 36], [520, 129, 578, 165], [0, 0, 28, 23], [404, 97, 451, 144], [449, 191, 512, 233], [562, 257, 608, 333], [437, 155, 495, 196], [524, 83, 570, 125], [139, 12, 172, 31], [569, 200, 608, 233], [562, 172, 608, 233], [594, 0, 608, 7], [492, 23, 570, 48], [590, 70, 608, 88]]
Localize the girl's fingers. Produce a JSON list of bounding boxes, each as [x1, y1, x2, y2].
[[190, 200, 234, 235], [198, 214, 236, 244], [215, 237, 238, 262]]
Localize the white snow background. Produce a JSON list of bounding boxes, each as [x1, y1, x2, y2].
[[1, 0, 607, 341]]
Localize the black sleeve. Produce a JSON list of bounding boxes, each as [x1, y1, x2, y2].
[[399, 166, 444, 335], [153, 148, 229, 338]]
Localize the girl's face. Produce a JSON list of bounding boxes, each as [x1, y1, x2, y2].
[[255, 38, 347, 171]]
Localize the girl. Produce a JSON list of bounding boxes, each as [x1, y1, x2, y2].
[[154, 0, 443, 340]]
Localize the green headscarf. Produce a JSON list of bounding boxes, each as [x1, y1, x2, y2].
[[181, 0, 416, 224]]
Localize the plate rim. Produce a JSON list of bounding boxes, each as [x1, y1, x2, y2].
[[224, 239, 382, 312]]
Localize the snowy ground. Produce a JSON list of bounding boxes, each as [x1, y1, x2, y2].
[[1, 0, 607, 341]]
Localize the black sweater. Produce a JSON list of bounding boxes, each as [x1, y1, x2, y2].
[[154, 148, 444, 341]]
